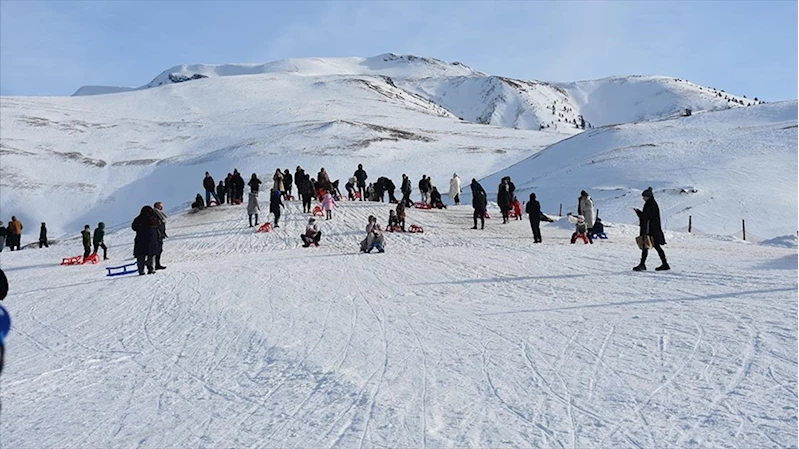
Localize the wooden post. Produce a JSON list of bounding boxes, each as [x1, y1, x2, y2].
[[742, 219, 746, 241], [559, 203, 563, 216], [688, 215, 692, 233]]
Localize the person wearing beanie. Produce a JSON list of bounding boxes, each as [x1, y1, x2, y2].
[[301, 217, 321, 247], [93, 222, 108, 260], [525, 192, 542, 243], [633, 187, 669, 271]]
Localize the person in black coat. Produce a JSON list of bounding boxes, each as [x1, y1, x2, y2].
[[497, 179, 511, 224], [269, 188, 285, 227], [300, 174, 314, 213], [354, 164, 368, 201], [248, 173, 262, 194], [203, 172, 220, 205], [633, 187, 669, 271], [224, 173, 233, 204], [400, 174, 413, 207], [216, 181, 226, 205], [283, 169, 294, 199], [471, 179, 487, 230], [132, 206, 161, 275], [525, 192, 542, 243], [232, 170, 245, 203], [0, 221, 6, 252], [39, 223, 49, 248]]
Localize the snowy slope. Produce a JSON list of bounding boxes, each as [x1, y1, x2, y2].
[[1, 199, 796, 448], [1, 72, 568, 238], [476, 101, 798, 239], [72, 53, 756, 131]]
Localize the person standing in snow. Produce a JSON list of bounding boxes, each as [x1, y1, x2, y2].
[[0, 221, 6, 252], [400, 174, 413, 207], [419, 175, 430, 204], [8, 217, 22, 251], [131, 206, 160, 275], [471, 179, 487, 230], [497, 178, 511, 224], [295, 166, 305, 198], [203, 172, 220, 205], [577, 190, 596, 235], [300, 175, 314, 213], [247, 192, 260, 227], [633, 187, 669, 271], [321, 190, 336, 220], [224, 173, 233, 204], [39, 223, 49, 248], [526, 193, 542, 243], [283, 169, 293, 200], [232, 169, 245, 203], [301, 218, 322, 247], [216, 180, 226, 205], [248, 173, 262, 195], [81, 225, 92, 259], [269, 188, 284, 228], [317, 168, 332, 195], [273, 169, 284, 193], [449, 173, 462, 206], [153, 201, 168, 270], [93, 222, 108, 260], [354, 164, 368, 201], [396, 202, 407, 232]]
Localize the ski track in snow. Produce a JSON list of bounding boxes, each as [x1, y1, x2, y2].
[[0, 199, 796, 448]]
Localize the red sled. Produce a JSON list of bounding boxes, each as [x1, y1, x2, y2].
[[83, 253, 100, 264], [508, 211, 517, 219], [287, 195, 296, 201], [414, 202, 432, 210], [208, 200, 218, 207], [572, 233, 590, 244], [231, 198, 242, 205], [384, 225, 402, 233], [257, 223, 273, 233], [484, 211, 491, 219], [409, 225, 424, 233], [61, 255, 83, 266], [313, 206, 324, 217], [355, 192, 362, 200]]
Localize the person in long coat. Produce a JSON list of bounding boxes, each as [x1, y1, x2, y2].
[[633, 187, 669, 271], [497, 179, 511, 223], [449, 173, 462, 205], [525, 192, 542, 243], [132, 205, 161, 275], [273, 169, 284, 193], [578, 190, 596, 233]]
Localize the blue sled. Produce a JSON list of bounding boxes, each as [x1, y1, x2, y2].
[[106, 262, 138, 277]]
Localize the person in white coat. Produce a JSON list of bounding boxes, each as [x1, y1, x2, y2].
[[449, 173, 462, 205], [577, 190, 596, 233]]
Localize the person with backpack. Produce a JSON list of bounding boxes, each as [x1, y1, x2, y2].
[[449, 173, 462, 206], [39, 222, 49, 248], [81, 225, 92, 259], [93, 222, 108, 260], [634, 187, 669, 271], [525, 193, 542, 243], [247, 192, 260, 227], [300, 218, 321, 247], [321, 190, 336, 220], [216, 181, 226, 205], [203, 172, 220, 205], [400, 174, 413, 207], [354, 164, 368, 201], [471, 179, 487, 230]]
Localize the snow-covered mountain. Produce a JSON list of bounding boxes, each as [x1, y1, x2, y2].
[[1, 53, 790, 239], [476, 100, 798, 239]]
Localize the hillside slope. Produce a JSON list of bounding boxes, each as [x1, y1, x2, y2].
[[475, 101, 798, 239]]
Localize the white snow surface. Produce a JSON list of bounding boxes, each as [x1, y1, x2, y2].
[[2, 200, 796, 448], [477, 101, 798, 239]]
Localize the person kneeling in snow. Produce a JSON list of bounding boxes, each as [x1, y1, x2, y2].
[[591, 217, 608, 239], [568, 213, 593, 244], [430, 186, 447, 209], [191, 193, 205, 211], [360, 215, 385, 253], [301, 218, 322, 247]]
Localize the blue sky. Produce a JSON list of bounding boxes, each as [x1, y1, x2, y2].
[[1, 1, 796, 100]]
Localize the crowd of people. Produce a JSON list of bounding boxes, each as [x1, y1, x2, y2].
[[2, 163, 670, 274]]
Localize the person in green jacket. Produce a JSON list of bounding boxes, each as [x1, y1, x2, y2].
[[93, 222, 108, 260], [81, 225, 92, 259]]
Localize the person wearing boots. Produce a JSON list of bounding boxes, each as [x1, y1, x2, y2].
[[633, 187, 669, 271], [525, 193, 542, 243], [153, 201, 168, 270], [93, 222, 109, 260], [247, 192, 260, 227], [39, 222, 49, 248], [81, 225, 92, 259]]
